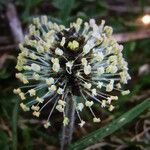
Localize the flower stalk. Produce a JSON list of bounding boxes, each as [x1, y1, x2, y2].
[[60, 94, 76, 150]]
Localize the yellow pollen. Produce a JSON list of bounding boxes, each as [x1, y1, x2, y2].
[[67, 40, 79, 50]]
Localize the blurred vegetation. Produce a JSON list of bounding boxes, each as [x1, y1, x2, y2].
[[0, 0, 150, 150]]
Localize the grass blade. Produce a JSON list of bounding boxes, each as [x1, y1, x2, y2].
[[12, 98, 19, 150], [53, 0, 75, 24], [69, 97, 150, 150]]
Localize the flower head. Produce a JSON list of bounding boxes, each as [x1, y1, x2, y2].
[[14, 16, 131, 128]]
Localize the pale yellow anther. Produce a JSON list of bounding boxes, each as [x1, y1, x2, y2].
[[52, 58, 60, 72], [92, 88, 97, 96], [106, 80, 114, 92], [81, 58, 87, 66], [116, 83, 121, 89], [109, 55, 117, 63], [104, 26, 113, 36], [84, 65, 91, 75], [121, 90, 130, 95], [37, 45, 44, 53], [36, 97, 44, 103], [96, 37, 103, 45], [120, 71, 128, 84], [109, 105, 115, 111], [110, 96, 118, 100], [33, 111, 40, 117], [94, 52, 104, 62], [101, 100, 106, 108], [23, 66, 31, 71], [22, 77, 29, 84], [77, 103, 84, 111], [57, 87, 64, 95], [20, 103, 29, 111], [106, 65, 118, 74], [29, 24, 36, 35], [56, 105, 64, 112], [97, 82, 103, 89], [28, 89, 36, 97], [19, 92, 26, 100], [84, 82, 92, 89], [15, 73, 23, 79], [31, 105, 40, 111], [58, 100, 66, 106], [85, 101, 94, 107], [49, 85, 57, 91], [46, 78, 54, 85], [13, 88, 21, 94], [60, 37, 66, 46], [29, 53, 38, 60], [107, 97, 112, 104], [93, 117, 101, 123], [33, 73, 40, 80], [55, 48, 63, 56]]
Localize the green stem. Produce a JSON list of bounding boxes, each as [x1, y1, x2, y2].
[[12, 98, 19, 150]]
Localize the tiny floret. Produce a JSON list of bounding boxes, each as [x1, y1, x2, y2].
[[28, 89, 36, 97], [109, 105, 115, 111], [46, 78, 54, 85], [19, 92, 26, 100], [84, 65, 91, 75], [31, 105, 40, 111], [93, 117, 101, 123], [20, 103, 29, 111], [36, 97, 44, 103], [68, 40, 79, 50], [49, 85, 57, 91], [13, 88, 21, 94], [58, 99, 66, 106], [77, 103, 84, 111], [85, 101, 94, 107], [55, 48, 63, 56], [81, 58, 88, 66], [44, 122, 51, 128], [79, 120, 85, 127], [101, 100, 106, 108], [33, 111, 40, 117], [84, 82, 92, 89], [56, 104, 64, 112], [121, 90, 130, 95], [57, 87, 64, 95]]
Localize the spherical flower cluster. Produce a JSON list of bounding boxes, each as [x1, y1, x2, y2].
[[14, 16, 131, 128]]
